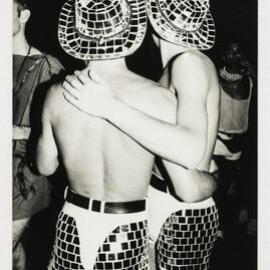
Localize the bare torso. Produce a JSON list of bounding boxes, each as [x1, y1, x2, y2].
[[159, 50, 220, 181], [47, 69, 175, 201]]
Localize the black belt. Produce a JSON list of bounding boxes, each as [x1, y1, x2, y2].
[[150, 173, 168, 193], [64, 187, 146, 214]]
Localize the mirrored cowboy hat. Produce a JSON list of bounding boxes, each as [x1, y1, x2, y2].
[[146, 0, 216, 50], [58, 0, 147, 60]]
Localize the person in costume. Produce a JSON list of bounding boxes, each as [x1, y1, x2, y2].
[[60, 0, 221, 269], [146, 1, 221, 268], [214, 42, 254, 193], [12, 0, 64, 268], [38, 0, 153, 269], [213, 42, 255, 238]]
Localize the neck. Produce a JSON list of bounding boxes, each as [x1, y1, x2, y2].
[[13, 32, 30, 55], [160, 40, 194, 68], [86, 58, 128, 76]]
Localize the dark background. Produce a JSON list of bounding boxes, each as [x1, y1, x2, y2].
[[25, 0, 257, 72], [25, 0, 258, 158], [25, 0, 258, 166], [23, 1, 257, 269]]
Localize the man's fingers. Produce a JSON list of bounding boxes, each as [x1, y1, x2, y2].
[[62, 81, 80, 100], [88, 70, 107, 85], [65, 75, 83, 89], [74, 70, 89, 85], [77, 73, 90, 85], [63, 92, 80, 108], [63, 93, 91, 116]]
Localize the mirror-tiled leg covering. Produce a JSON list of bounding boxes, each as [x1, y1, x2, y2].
[[48, 212, 85, 270], [48, 188, 149, 270], [157, 206, 219, 270], [49, 213, 149, 270], [93, 221, 149, 270]]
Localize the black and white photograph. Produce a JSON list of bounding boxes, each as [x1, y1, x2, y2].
[[1, 0, 269, 269]]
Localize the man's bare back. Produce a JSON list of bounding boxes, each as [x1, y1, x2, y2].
[[40, 67, 176, 202], [61, 51, 219, 203]]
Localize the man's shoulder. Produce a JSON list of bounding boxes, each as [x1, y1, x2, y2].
[[169, 51, 219, 98], [172, 50, 214, 72], [128, 72, 167, 94], [123, 72, 176, 117], [171, 51, 218, 87], [44, 82, 64, 112]]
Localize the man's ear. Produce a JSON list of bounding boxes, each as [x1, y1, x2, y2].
[[19, 9, 31, 24]]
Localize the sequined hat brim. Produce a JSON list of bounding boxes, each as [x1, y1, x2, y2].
[[58, 0, 147, 60], [146, 0, 216, 50]]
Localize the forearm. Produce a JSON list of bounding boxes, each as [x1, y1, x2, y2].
[[182, 170, 217, 202], [163, 161, 217, 202], [36, 137, 59, 176], [105, 99, 204, 169]]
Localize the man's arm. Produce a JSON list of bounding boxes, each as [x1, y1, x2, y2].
[[161, 53, 216, 201], [36, 90, 59, 176], [162, 160, 217, 202], [105, 54, 209, 168], [63, 62, 208, 169], [107, 67, 217, 201]]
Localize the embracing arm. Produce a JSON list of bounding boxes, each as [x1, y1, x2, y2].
[[63, 55, 209, 169], [162, 160, 217, 202], [159, 54, 216, 201], [36, 89, 59, 176], [104, 98, 204, 169], [62, 57, 217, 201], [105, 55, 209, 169]]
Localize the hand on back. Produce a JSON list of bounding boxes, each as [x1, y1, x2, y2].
[[62, 69, 114, 118]]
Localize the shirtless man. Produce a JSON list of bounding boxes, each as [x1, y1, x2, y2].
[[62, 0, 220, 269], [37, 0, 179, 269]]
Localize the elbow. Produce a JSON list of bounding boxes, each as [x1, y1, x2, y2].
[[37, 159, 58, 176], [210, 176, 218, 194], [177, 186, 211, 203], [175, 172, 217, 203], [176, 189, 205, 203], [177, 185, 215, 203], [179, 193, 200, 203]]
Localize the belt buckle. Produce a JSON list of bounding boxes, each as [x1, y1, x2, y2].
[[90, 199, 106, 213], [64, 186, 68, 200]]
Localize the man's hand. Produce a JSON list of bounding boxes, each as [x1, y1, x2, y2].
[[62, 70, 115, 118], [13, 125, 31, 140]]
